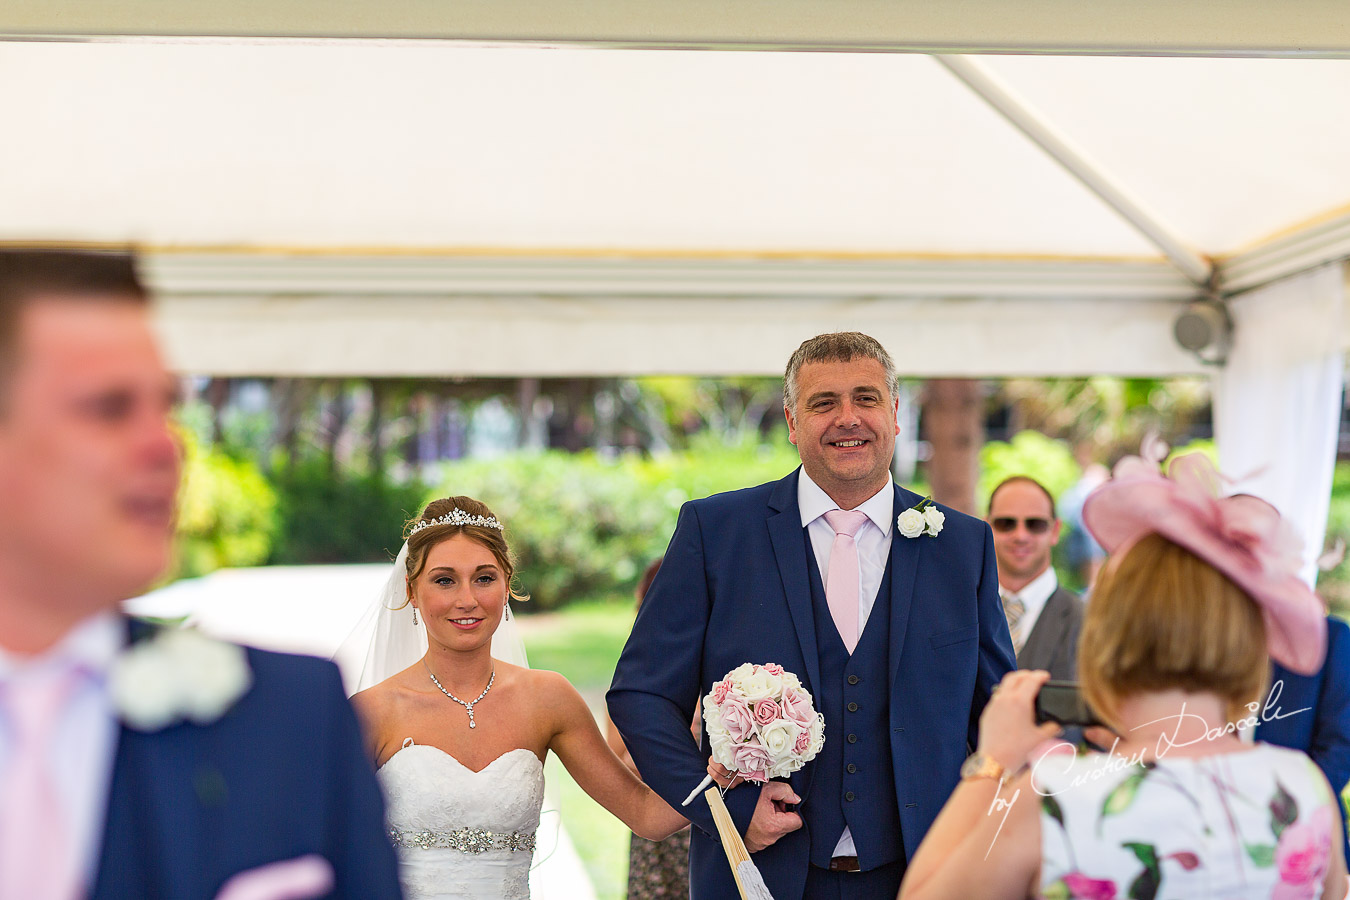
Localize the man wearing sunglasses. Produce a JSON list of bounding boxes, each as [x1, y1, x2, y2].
[[986, 476, 1084, 680]]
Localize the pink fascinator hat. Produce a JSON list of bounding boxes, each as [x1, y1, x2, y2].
[[1082, 446, 1327, 675]]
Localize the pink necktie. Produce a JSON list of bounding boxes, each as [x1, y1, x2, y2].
[[0, 669, 79, 900], [824, 509, 869, 654]]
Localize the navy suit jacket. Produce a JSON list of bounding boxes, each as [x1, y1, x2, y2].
[[608, 469, 1016, 900], [91, 630, 402, 899], [1257, 615, 1350, 864]]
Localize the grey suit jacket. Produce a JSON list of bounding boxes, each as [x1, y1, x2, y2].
[[1017, 585, 1084, 681]]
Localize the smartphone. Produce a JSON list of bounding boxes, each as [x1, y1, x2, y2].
[[1034, 680, 1103, 728]]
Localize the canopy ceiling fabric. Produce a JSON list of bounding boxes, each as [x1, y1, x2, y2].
[[3, 38, 1350, 375], [5, 42, 1350, 263]]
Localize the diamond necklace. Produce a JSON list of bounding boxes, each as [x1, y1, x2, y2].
[[423, 661, 495, 729]]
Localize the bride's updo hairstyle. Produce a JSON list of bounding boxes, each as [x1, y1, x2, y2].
[[403, 496, 529, 604]]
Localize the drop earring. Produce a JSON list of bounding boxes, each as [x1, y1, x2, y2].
[[412, 607, 419, 626]]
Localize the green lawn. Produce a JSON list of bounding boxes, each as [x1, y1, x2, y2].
[[520, 600, 636, 691], [519, 599, 638, 900]]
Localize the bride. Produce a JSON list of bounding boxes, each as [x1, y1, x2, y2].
[[337, 496, 688, 900]]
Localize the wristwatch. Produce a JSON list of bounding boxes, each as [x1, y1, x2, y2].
[[960, 751, 1007, 783]]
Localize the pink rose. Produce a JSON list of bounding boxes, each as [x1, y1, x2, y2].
[[711, 679, 732, 705], [733, 743, 772, 782], [1273, 806, 1332, 900], [761, 663, 784, 677], [753, 699, 782, 726], [1062, 872, 1116, 900], [720, 697, 756, 742], [793, 730, 811, 754], [779, 687, 816, 729]]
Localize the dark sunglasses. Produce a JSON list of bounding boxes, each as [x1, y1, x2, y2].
[[991, 516, 1052, 535]]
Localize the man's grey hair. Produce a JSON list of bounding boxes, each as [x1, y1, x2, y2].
[[783, 332, 899, 410]]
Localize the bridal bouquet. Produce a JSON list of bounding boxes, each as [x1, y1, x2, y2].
[[703, 662, 824, 784], [682, 663, 822, 900]]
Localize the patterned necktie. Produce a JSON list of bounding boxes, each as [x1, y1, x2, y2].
[[1001, 591, 1027, 654], [0, 668, 79, 900], [823, 509, 869, 654]]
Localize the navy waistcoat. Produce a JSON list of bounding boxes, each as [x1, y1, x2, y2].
[[803, 532, 903, 869]]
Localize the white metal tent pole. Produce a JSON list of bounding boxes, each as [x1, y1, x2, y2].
[[935, 54, 1213, 288]]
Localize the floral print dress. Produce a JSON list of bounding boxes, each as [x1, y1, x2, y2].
[[1034, 743, 1337, 900]]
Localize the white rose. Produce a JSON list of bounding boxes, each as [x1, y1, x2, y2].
[[897, 508, 925, 538], [165, 630, 252, 723], [738, 668, 781, 704], [703, 704, 730, 738], [923, 506, 945, 535], [769, 756, 805, 779], [759, 719, 801, 760], [807, 716, 825, 757], [779, 670, 802, 691], [708, 730, 737, 769], [727, 663, 756, 683], [109, 644, 182, 732]]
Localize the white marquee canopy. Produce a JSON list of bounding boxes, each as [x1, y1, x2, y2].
[[1, 4, 1349, 378], [3, 1, 1348, 575]]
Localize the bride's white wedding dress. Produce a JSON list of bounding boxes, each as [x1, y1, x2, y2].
[[379, 741, 544, 900]]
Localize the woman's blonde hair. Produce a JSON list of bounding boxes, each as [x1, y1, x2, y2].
[[1079, 533, 1268, 729], [402, 496, 529, 605]]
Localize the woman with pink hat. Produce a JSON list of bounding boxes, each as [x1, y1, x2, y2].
[[899, 450, 1347, 900]]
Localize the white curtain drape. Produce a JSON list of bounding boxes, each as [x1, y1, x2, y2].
[[1213, 262, 1346, 587]]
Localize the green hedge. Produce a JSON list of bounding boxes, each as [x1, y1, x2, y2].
[[432, 438, 802, 610], [268, 459, 429, 565], [978, 430, 1080, 510], [1318, 462, 1350, 615], [173, 432, 278, 579]]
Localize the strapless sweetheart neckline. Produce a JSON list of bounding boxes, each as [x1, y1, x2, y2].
[[381, 743, 542, 776]]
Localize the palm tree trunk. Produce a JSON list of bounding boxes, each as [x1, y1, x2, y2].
[[921, 379, 984, 515]]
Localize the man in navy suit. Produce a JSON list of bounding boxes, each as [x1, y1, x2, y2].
[[609, 332, 1016, 899], [1257, 615, 1350, 865], [0, 250, 401, 899]]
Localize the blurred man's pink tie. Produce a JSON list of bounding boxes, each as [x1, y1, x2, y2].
[[824, 510, 869, 654], [0, 669, 79, 900]]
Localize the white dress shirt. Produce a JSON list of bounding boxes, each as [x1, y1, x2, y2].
[[797, 469, 895, 858], [0, 612, 123, 892], [798, 470, 895, 636], [999, 565, 1058, 650]]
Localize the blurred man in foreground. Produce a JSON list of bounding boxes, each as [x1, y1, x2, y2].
[[0, 249, 401, 899]]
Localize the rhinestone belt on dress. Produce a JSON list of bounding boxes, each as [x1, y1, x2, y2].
[[388, 826, 537, 853]]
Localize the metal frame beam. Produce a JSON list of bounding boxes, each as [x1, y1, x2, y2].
[[3, 1, 1350, 57], [935, 54, 1213, 288]]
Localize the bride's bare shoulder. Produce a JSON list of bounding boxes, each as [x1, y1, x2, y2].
[[516, 669, 593, 728], [505, 664, 564, 685], [350, 680, 393, 723], [351, 667, 424, 721]]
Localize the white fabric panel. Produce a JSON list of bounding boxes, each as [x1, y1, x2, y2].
[[4, 42, 1350, 262], [1213, 262, 1346, 586]]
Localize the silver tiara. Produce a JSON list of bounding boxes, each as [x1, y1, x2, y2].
[[410, 509, 503, 535]]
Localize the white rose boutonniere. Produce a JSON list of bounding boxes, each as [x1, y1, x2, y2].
[[110, 627, 253, 732], [899, 497, 944, 538], [897, 508, 926, 539]]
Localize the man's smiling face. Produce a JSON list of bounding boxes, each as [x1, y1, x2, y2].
[[785, 357, 898, 508]]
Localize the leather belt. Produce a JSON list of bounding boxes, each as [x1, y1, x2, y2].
[[828, 856, 860, 872]]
